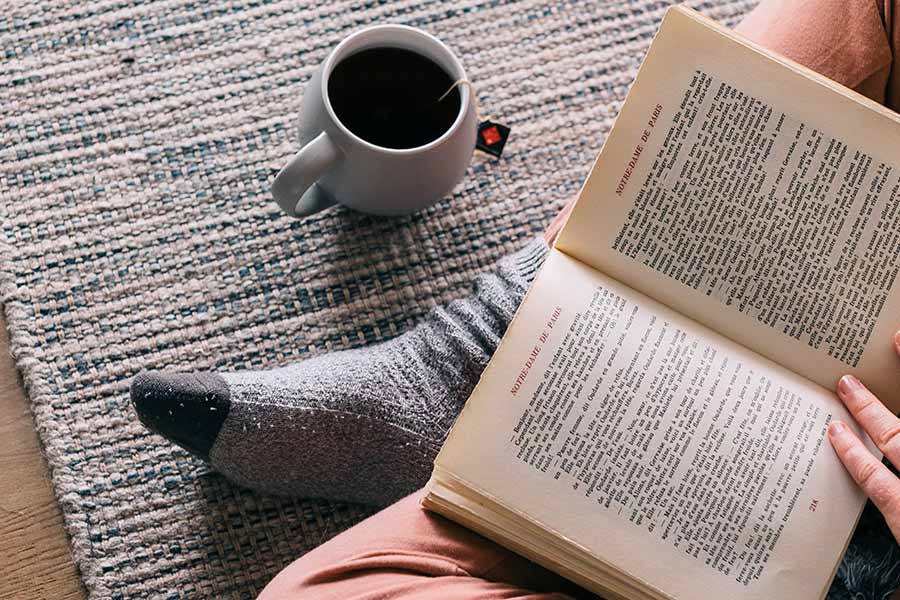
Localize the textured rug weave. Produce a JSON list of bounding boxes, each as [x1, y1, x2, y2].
[[1, 0, 756, 597]]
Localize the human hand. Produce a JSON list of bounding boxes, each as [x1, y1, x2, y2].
[[828, 331, 900, 542]]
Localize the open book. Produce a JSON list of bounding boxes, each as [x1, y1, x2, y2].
[[424, 6, 900, 600]]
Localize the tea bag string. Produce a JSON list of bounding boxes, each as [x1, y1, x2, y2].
[[438, 79, 482, 120]]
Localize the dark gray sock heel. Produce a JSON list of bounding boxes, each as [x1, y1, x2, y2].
[[131, 371, 230, 461]]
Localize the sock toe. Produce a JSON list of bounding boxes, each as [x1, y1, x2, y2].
[[130, 370, 231, 461]]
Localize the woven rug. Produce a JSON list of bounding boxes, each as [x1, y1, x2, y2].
[[1, 0, 756, 597]]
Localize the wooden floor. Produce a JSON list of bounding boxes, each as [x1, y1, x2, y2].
[[0, 312, 85, 599]]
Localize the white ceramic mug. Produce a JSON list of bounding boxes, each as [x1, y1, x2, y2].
[[271, 25, 478, 218]]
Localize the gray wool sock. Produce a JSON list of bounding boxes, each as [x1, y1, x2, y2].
[[131, 238, 548, 506]]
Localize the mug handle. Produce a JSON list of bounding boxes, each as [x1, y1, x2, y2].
[[271, 132, 343, 218]]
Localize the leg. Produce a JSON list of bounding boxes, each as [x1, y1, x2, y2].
[[258, 489, 595, 600], [134, 2, 900, 598], [736, 0, 898, 110]]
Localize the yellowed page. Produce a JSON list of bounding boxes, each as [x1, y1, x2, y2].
[[436, 248, 868, 600], [556, 6, 900, 409]]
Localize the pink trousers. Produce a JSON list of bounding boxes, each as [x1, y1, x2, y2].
[[260, 2, 900, 598]]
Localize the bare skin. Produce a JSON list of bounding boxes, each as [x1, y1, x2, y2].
[[830, 330, 900, 542]]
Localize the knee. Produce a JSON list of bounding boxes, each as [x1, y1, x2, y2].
[[257, 559, 309, 600]]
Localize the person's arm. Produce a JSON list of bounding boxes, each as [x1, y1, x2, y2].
[[829, 330, 900, 541]]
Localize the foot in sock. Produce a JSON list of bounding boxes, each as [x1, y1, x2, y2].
[[131, 239, 548, 506]]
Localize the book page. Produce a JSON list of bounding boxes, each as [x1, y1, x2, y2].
[[436, 248, 869, 600], [556, 7, 900, 409]]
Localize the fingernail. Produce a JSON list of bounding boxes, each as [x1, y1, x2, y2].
[[894, 330, 900, 352], [829, 421, 847, 437], [838, 374, 863, 395]]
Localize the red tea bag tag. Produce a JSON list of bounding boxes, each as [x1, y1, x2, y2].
[[476, 120, 510, 158]]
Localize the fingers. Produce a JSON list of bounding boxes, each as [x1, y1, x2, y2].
[[828, 421, 900, 538], [829, 331, 900, 539], [836, 374, 900, 466]]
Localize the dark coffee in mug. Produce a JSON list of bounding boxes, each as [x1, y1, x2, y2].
[[327, 47, 461, 150]]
